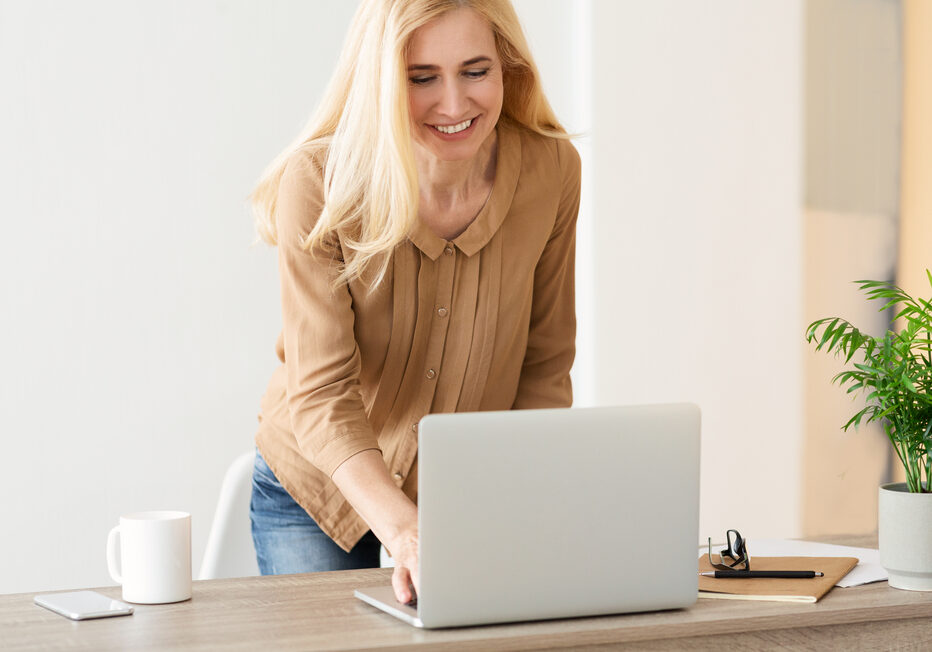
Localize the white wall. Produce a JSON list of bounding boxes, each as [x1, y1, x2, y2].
[[1, 0, 803, 594], [589, 0, 803, 540], [0, 0, 356, 594]]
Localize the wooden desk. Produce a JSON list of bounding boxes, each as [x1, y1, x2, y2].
[[4, 537, 931, 651]]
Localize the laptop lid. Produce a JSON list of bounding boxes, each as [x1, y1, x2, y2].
[[359, 403, 701, 629]]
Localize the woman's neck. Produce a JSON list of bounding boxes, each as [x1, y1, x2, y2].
[[415, 130, 498, 207]]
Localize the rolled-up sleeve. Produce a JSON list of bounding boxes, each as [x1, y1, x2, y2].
[[512, 138, 581, 410], [276, 152, 381, 476]]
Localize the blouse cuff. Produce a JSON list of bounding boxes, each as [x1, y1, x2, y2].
[[309, 431, 382, 477]]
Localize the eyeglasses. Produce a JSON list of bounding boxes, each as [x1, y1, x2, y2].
[[707, 529, 750, 571]]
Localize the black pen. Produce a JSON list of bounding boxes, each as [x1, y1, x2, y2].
[[700, 570, 824, 579]]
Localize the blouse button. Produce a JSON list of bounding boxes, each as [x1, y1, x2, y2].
[[443, 246, 454, 256], [437, 307, 448, 318], [411, 423, 418, 432], [426, 368, 437, 380]]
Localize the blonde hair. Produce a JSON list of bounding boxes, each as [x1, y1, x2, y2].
[[251, 0, 567, 286]]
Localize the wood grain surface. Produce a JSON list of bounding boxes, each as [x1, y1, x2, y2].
[[3, 534, 931, 651]]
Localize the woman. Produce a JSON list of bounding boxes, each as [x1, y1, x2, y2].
[[249, 0, 580, 605]]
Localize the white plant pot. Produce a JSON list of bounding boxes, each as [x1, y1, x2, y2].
[[878, 482, 932, 591]]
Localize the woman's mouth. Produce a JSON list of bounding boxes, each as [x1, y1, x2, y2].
[[429, 116, 479, 139], [433, 118, 473, 134]]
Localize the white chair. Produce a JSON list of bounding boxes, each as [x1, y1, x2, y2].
[[199, 450, 260, 580], [199, 449, 394, 579]]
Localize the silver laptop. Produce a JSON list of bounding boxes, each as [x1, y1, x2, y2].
[[354, 403, 700, 628]]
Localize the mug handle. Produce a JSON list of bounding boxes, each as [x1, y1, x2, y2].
[[106, 525, 123, 584]]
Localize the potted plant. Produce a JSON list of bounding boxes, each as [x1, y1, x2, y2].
[[806, 271, 932, 591]]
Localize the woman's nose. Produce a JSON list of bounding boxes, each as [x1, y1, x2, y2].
[[436, 79, 468, 119]]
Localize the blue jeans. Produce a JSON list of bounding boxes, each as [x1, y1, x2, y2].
[[249, 450, 381, 574]]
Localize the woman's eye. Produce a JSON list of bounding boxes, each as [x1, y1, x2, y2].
[[409, 68, 490, 85], [464, 68, 490, 80]]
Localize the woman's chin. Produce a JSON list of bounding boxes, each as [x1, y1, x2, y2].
[[414, 127, 495, 163]]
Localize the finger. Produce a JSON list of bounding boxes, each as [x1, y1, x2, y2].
[[410, 558, 420, 596], [392, 565, 412, 604]]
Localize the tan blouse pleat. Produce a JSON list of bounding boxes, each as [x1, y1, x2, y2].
[[256, 120, 581, 551]]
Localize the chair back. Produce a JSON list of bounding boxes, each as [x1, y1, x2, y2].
[[200, 450, 260, 580]]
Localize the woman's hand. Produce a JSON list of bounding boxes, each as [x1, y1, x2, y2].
[[388, 527, 420, 604], [330, 450, 420, 604]]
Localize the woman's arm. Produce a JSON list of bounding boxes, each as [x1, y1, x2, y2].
[[331, 450, 419, 603], [512, 139, 582, 409], [276, 152, 381, 475], [276, 152, 418, 603]]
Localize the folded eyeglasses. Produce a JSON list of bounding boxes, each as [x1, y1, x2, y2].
[[707, 529, 750, 571]]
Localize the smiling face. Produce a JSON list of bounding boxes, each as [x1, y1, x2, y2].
[[405, 8, 504, 163]]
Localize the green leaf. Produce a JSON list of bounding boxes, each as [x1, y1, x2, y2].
[[845, 333, 867, 363], [828, 323, 848, 351], [819, 318, 840, 349], [916, 296, 932, 316]]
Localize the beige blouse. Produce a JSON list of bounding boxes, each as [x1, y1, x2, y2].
[[255, 119, 581, 552]]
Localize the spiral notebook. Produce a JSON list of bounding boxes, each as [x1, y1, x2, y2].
[[698, 555, 859, 603]]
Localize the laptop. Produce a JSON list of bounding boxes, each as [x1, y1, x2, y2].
[[354, 403, 701, 628]]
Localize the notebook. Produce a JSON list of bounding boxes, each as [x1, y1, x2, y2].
[[354, 404, 701, 628], [698, 554, 859, 603]]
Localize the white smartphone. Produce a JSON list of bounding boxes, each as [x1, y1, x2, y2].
[[34, 590, 134, 620]]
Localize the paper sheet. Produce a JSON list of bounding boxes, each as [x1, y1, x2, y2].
[[700, 539, 886, 588]]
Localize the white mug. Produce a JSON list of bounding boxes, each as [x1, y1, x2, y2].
[[106, 510, 192, 604]]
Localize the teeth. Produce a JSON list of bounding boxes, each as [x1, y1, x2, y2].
[[433, 118, 473, 134]]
